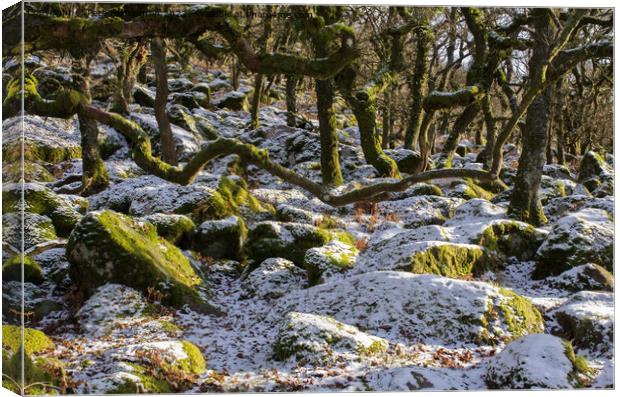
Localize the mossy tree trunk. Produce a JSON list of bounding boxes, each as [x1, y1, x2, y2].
[[508, 86, 552, 226], [151, 37, 177, 166], [285, 75, 298, 127], [404, 20, 431, 150], [315, 78, 343, 186], [72, 58, 109, 195], [477, 95, 496, 168], [110, 41, 148, 115], [249, 5, 273, 130], [507, 9, 554, 226], [312, 7, 345, 186], [381, 89, 393, 149]]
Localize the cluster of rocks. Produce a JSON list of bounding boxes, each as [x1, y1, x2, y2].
[[2, 56, 614, 392]]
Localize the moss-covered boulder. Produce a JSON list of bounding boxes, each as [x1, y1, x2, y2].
[[132, 84, 156, 107], [245, 221, 332, 266], [578, 151, 612, 182], [2, 115, 81, 165], [275, 204, 321, 224], [171, 92, 201, 110], [141, 213, 195, 246], [66, 210, 220, 314], [383, 148, 423, 174], [485, 334, 588, 389], [193, 176, 273, 223], [448, 178, 495, 200], [2, 255, 45, 284], [2, 182, 82, 236], [547, 291, 613, 353], [2, 160, 55, 183], [273, 312, 388, 364], [192, 215, 246, 260], [2, 324, 55, 355], [77, 284, 182, 339], [478, 220, 546, 261], [355, 227, 501, 278], [534, 208, 613, 278], [3, 212, 58, 250], [304, 240, 358, 285], [546, 264, 614, 292], [242, 257, 306, 299], [272, 272, 543, 346], [215, 90, 249, 111], [95, 338, 205, 394], [578, 151, 614, 198], [74, 284, 206, 393]]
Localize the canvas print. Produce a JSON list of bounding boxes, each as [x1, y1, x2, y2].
[[1, 1, 615, 394]]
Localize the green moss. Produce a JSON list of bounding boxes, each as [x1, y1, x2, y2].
[[562, 340, 593, 387], [66, 210, 219, 314], [193, 176, 273, 222], [2, 350, 62, 395], [142, 214, 195, 246], [2, 161, 55, 183], [315, 214, 343, 229], [479, 221, 542, 260], [175, 340, 206, 375], [2, 325, 55, 355], [465, 178, 495, 200], [108, 363, 172, 394], [332, 230, 356, 246], [2, 183, 81, 236], [497, 288, 544, 339], [245, 222, 332, 266], [2, 255, 45, 284], [409, 244, 501, 278], [356, 340, 388, 356], [158, 321, 182, 336]]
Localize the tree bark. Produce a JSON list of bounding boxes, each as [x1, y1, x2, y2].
[[72, 58, 109, 195], [111, 41, 148, 114], [315, 78, 344, 186], [404, 20, 431, 150], [285, 75, 298, 127], [151, 37, 177, 165], [509, 86, 552, 225]]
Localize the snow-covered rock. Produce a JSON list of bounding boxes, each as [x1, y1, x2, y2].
[[304, 240, 358, 284], [546, 264, 614, 292], [535, 208, 613, 278], [354, 226, 500, 277], [140, 213, 195, 246], [485, 334, 581, 389], [271, 271, 543, 346], [192, 215, 245, 259], [75, 284, 206, 394], [89, 175, 218, 216], [2, 115, 81, 164], [377, 196, 464, 228], [2, 212, 57, 250], [547, 291, 613, 354], [273, 312, 388, 364], [243, 258, 306, 299], [245, 221, 332, 266]]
